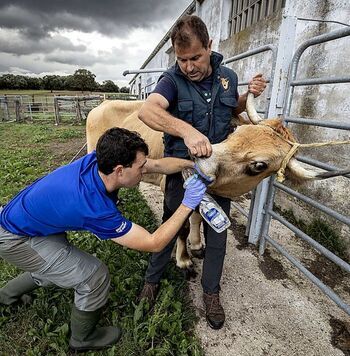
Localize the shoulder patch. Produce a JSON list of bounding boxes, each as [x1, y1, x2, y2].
[[220, 77, 229, 90]]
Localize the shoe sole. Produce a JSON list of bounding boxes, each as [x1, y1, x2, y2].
[[206, 316, 224, 330]]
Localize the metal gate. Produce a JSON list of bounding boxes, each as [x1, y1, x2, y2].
[[255, 24, 350, 316]]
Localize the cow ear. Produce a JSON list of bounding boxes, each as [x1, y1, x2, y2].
[[263, 118, 296, 142]]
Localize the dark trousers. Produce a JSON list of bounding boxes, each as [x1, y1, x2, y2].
[[144, 173, 231, 294]]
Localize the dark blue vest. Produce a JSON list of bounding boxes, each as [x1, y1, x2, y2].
[[161, 52, 238, 158]]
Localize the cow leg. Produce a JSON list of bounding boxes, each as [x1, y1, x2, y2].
[[189, 212, 205, 259], [175, 219, 192, 269]]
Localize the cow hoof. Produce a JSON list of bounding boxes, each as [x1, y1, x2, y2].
[[176, 259, 193, 270], [182, 266, 197, 280], [191, 248, 205, 259]]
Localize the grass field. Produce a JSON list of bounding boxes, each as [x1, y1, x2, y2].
[[0, 122, 202, 355]]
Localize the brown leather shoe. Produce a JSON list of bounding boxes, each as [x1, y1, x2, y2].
[[138, 282, 159, 308], [203, 292, 225, 329]]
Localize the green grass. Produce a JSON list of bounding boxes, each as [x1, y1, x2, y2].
[[0, 123, 202, 355]]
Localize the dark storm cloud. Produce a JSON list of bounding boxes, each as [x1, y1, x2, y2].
[[0, 32, 85, 56], [0, 0, 191, 40], [0, 0, 191, 83], [44, 47, 128, 67]]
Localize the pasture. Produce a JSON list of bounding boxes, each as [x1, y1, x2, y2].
[[0, 122, 202, 355]]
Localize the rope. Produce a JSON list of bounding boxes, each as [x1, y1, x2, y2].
[[262, 125, 350, 183], [69, 142, 87, 164]]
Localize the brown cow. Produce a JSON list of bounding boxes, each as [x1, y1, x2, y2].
[[86, 94, 347, 270]]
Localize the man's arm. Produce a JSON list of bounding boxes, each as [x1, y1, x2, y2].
[[138, 93, 212, 157], [112, 177, 206, 252], [234, 73, 267, 115], [144, 157, 194, 175], [112, 204, 192, 252]]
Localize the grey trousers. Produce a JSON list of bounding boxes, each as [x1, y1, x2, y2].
[[145, 173, 230, 294], [0, 223, 110, 311]]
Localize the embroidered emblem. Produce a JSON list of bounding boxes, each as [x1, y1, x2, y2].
[[116, 221, 127, 233], [221, 77, 229, 90]]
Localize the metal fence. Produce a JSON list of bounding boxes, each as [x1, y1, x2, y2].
[[0, 93, 138, 125], [258, 25, 350, 315]]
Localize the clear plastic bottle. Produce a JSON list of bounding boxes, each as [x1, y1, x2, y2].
[[183, 174, 231, 233]]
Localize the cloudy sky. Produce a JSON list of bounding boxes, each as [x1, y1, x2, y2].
[[0, 0, 192, 87]]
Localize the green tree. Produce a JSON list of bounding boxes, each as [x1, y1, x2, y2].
[[120, 86, 130, 93], [42, 75, 64, 92], [26, 77, 42, 90], [101, 80, 119, 93], [72, 69, 97, 93], [0, 74, 17, 89]]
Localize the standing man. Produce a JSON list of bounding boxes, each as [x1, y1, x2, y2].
[[0, 127, 207, 352], [138, 15, 266, 329]]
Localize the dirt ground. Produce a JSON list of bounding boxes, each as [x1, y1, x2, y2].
[[138, 182, 350, 356]]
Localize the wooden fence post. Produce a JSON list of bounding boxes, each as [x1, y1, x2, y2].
[[4, 95, 9, 121], [75, 96, 82, 124], [54, 97, 60, 125], [15, 96, 21, 122]]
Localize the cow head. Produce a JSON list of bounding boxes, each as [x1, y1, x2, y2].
[[194, 93, 349, 199]]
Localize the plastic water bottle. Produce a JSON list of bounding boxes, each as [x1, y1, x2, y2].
[[183, 174, 231, 233]]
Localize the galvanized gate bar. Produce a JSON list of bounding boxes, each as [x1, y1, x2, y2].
[[222, 44, 276, 65], [291, 76, 350, 86], [123, 68, 165, 76], [264, 234, 350, 315], [274, 182, 350, 225], [285, 117, 350, 130], [268, 209, 350, 272], [231, 201, 249, 218], [284, 26, 350, 117]]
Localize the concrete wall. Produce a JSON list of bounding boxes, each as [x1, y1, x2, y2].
[[131, 0, 350, 252]]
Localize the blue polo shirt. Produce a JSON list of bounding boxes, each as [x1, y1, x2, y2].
[[0, 152, 132, 240]]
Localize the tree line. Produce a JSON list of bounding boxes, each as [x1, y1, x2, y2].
[[0, 69, 130, 93]]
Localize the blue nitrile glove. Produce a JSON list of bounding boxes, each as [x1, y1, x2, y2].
[[193, 163, 214, 186], [182, 175, 207, 210]]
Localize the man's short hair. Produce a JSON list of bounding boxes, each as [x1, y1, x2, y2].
[[96, 127, 149, 175], [170, 15, 209, 49]]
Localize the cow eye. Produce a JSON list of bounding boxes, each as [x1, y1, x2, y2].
[[245, 161, 268, 176]]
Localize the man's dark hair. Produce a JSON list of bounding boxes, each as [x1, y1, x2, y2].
[[96, 127, 149, 175], [170, 15, 209, 49]]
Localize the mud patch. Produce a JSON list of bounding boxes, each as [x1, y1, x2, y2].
[[258, 250, 289, 280], [330, 316, 350, 355], [230, 220, 256, 252], [302, 253, 348, 290], [46, 136, 86, 167], [230, 218, 288, 280]]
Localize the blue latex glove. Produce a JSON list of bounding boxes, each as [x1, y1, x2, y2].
[[193, 163, 214, 186], [182, 175, 207, 210]]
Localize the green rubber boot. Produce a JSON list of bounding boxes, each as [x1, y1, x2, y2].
[[0, 272, 38, 305], [69, 305, 122, 351]]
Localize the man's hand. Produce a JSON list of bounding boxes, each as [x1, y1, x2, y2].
[[248, 73, 267, 97], [183, 129, 212, 158], [182, 175, 207, 210]]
